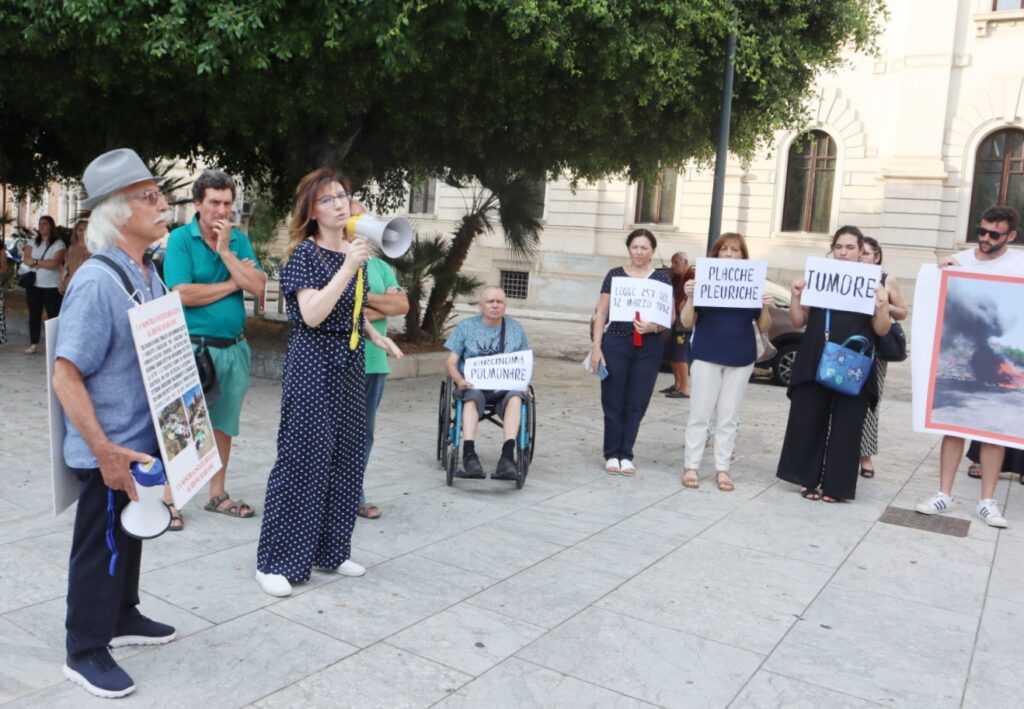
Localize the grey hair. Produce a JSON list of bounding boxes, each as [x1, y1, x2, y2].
[[85, 196, 131, 252], [672, 251, 689, 262], [478, 285, 506, 301]]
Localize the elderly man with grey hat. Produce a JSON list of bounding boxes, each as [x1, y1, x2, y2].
[[52, 148, 177, 698]]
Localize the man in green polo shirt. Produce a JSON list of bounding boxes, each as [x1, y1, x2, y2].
[[163, 170, 267, 525], [358, 256, 409, 519]]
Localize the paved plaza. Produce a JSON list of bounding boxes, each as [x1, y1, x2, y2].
[[1, 316, 1022, 708]]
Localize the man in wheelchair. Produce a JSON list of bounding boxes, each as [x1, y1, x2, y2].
[[444, 285, 530, 480]]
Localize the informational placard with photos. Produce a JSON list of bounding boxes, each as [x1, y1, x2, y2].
[[128, 292, 222, 508]]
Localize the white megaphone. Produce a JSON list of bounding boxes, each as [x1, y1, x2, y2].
[[120, 459, 171, 540], [346, 214, 413, 258]]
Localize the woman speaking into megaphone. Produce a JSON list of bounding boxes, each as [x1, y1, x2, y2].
[[253, 168, 403, 598]]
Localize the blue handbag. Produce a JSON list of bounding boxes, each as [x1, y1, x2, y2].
[[815, 310, 874, 396]]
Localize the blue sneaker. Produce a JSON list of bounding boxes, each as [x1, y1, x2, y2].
[[110, 613, 176, 648], [63, 648, 135, 698]]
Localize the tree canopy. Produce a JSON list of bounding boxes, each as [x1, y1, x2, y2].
[[0, 0, 883, 207]]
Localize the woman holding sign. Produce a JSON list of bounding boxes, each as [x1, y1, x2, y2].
[[591, 228, 672, 476], [680, 233, 772, 491], [254, 169, 403, 598], [776, 226, 891, 502]]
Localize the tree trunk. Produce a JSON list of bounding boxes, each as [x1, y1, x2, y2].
[[420, 213, 484, 338], [403, 280, 426, 343]]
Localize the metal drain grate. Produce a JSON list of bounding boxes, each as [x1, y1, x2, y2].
[[878, 506, 970, 537]]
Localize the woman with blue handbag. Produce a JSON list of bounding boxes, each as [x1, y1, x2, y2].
[[776, 226, 892, 502]]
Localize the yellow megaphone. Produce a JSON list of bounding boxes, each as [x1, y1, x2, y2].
[[346, 214, 413, 258]]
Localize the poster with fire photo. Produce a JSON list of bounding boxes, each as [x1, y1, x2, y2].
[[912, 265, 1024, 448]]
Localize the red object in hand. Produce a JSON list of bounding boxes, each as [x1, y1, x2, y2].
[[633, 310, 642, 347]]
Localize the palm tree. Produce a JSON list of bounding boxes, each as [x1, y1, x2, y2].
[[419, 169, 544, 337], [386, 233, 484, 343]]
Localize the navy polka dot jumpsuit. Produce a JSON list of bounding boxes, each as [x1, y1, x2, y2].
[[257, 239, 367, 582]]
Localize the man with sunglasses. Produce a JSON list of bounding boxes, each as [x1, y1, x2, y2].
[[163, 170, 267, 525], [917, 205, 1021, 528]]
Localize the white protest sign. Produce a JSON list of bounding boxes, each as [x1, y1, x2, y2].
[[608, 277, 673, 329], [464, 349, 534, 391], [45, 318, 78, 516], [128, 292, 222, 509], [693, 258, 767, 308], [800, 257, 881, 315]]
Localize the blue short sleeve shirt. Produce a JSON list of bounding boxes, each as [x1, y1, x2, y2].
[[444, 316, 529, 374], [55, 247, 166, 468]]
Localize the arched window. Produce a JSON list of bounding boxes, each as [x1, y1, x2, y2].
[[781, 130, 837, 233], [635, 168, 678, 225], [968, 128, 1024, 241]]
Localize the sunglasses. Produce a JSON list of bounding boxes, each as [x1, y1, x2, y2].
[[975, 226, 1008, 240]]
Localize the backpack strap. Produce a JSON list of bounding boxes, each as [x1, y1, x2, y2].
[[91, 254, 144, 305]]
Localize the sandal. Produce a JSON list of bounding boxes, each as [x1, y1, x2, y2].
[[859, 466, 875, 478], [967, 463, 981, 479], [163, 501, 184, 531], [203, 492, 255, 518], [356, 504, 382, 519], [24, 344, 38, 355], [715, 471, 735, 492], [822, 494, 844, 503], [682, 469, 700, 489], [800, 488, 822, 501]]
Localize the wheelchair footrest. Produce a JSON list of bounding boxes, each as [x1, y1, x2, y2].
[[453, 469, 486, 479]]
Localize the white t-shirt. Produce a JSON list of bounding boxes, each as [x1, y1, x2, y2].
[[953, 246, 1024, 275], [27, 239, 66, 289]]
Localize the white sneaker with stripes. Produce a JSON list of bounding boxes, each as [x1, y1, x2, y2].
[[916, 491, 952, 515], [976, 499, 1008, 528]]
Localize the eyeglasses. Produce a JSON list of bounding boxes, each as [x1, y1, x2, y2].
[[317, 193, 349, 207], [126, 189, 165, 208], [975, 225, 1008, 240]]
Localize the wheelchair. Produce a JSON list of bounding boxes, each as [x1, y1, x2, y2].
[[436, 377, 536, 489]]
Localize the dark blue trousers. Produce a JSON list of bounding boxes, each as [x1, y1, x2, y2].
[[65, 468, 142, 657], [600, 334, 663, 460]]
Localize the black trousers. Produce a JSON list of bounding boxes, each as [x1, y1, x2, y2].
[[65, 467, 142, 657], [600, 334, 662, 460], [776, 382, 870, 500], [26, 284, 62, 344]]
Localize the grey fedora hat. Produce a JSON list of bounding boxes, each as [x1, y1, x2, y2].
[[81, 148, 167, 209]]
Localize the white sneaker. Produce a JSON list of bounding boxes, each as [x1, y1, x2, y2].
[[916, 491, 952, 515], [976, 499, 1008, 528], [255, 571, 292, 597], [334, 559, 366, 577], [605, 458, 620, 474], [619, 459, 636, 476]]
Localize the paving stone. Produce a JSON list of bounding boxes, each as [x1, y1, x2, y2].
[[764, 584, 976, 707], [436, 657, 655, 708], [254, 642, 470, 708], [518, 607, 763, 708]]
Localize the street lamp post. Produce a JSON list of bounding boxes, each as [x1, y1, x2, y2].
[[706, 23, 737, 255]]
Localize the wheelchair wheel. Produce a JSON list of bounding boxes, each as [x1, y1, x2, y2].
[[437, 378, 451, 465], [525, 393, 537, 464], [445, 443, 457, 487], [515, 446, 527, 489]]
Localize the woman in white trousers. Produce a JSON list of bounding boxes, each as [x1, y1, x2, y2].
[[680, 233, 772, 491]]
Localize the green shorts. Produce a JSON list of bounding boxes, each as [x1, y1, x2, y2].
[[199, 340, 251, 437]]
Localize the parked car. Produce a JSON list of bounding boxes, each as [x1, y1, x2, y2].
[[761, 278, 804, 386]]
